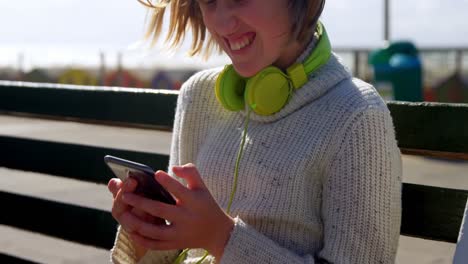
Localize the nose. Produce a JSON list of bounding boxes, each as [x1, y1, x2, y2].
[[210, 4, 238, 36]]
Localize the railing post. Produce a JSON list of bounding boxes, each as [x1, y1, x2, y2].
[[384, 0, 390, 42], [455, 50, 463, 76], [353, 50, 360, 79]]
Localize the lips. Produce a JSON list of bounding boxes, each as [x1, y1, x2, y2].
[[224, 32, 256, 52]]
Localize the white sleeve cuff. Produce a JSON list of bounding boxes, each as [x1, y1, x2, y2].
[[110, 225, 179, 264]]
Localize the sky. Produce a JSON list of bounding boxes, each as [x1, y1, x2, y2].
[[0, 0, 467, 70]]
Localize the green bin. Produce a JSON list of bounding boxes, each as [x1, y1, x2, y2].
[[369, 41, 423, 102]]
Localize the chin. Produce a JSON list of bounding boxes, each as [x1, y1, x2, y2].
[[231, 63, 263, 78]]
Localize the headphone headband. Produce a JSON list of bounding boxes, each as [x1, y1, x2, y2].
[[303, 22, 331, 73], [287, 22, 331, 89]]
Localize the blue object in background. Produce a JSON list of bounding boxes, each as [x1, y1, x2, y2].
[[369, 41, 423, 102]]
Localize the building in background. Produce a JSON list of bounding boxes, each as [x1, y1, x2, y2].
[[58, 69, 98, 86], [104, 69, 146, 88], [23, 69, 52, 83], [433, 73, 468, 103], [151, 69, 196, 90]]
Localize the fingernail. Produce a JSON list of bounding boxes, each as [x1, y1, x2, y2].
[[155, 170, 164, 178]]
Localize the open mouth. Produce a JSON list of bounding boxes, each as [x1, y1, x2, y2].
[[224, 32, 256, 52]]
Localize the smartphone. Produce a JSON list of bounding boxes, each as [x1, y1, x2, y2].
[[104, 155, 176, 205]]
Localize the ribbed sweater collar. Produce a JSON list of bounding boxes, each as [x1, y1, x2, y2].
[[240, 37, 352, 123]]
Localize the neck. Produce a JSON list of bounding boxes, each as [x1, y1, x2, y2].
[[273, 33, 317, 71]]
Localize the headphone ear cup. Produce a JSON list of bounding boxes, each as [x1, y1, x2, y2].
[[215, 65, 246, 112], [245, 66, 291, 115]]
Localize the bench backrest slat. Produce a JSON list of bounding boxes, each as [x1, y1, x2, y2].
[[0, 190, 116, 249], [388, 102, 468, 159], [401, 184, 468, 243], [0, 81, 178, 129], [0, 135, 168, 185]]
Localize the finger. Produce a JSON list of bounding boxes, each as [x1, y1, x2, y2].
[[171, 163, 206, 190], [130, 208, 165, 225], [123, 177, 138, 192], [111, 188, 130, 220], [111, 178, 139, 220], [155, 170, 190, 202], [123, 192, 180, 222], [131, 207, 155, 222], [129, 232, 180, 251], [108, 178, 122, 198], [120, 211, 172, 240]]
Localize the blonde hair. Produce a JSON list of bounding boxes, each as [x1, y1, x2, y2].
[[137, 0, 325, 57]]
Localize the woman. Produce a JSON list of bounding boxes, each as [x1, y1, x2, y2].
[[108, 0, 402, 263]]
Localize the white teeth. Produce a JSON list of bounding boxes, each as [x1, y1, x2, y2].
[[229, 35, 252, 51]]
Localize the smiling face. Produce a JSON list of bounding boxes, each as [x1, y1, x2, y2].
[[198, 0, 306, 77]]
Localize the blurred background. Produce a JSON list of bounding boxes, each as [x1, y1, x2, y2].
[[1, 1, 468, 264], [0, 0, 467, 101]]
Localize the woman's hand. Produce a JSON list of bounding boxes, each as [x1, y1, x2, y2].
[[118, 163, 235, 260], [108, 177, 165, 260], [108, 177, 165, 224]]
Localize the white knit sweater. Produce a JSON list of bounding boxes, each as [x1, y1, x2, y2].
[[111, 43, 402, 264]]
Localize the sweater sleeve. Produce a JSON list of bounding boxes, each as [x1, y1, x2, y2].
[[318, 107, 402, 263], [219, 107, 402, 264], [110, 226, 180, 264]]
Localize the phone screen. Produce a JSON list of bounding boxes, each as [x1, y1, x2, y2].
[[105, 156, 176, 205]]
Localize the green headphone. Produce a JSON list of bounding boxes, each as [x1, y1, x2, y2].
[[215, 22, 332, 116]]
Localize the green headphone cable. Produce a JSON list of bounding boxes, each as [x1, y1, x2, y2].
[[227, 104, 253, 213], [173, 106, 253, 264]]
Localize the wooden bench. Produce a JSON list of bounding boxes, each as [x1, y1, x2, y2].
[[0, 81, 467, 263]]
